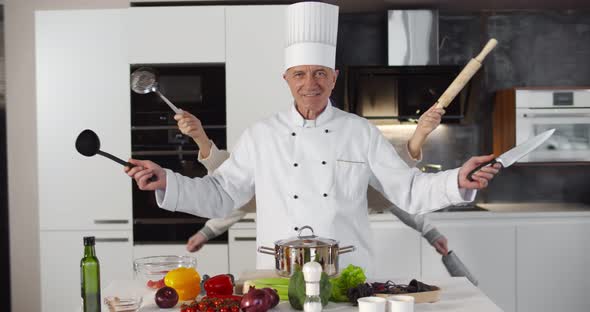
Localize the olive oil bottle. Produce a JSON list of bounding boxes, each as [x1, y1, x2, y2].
[[81, 236, 101, 312]]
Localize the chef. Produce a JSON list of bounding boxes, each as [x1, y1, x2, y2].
[[126, 1, 500, 276]]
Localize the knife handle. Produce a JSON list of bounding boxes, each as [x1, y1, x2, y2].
[[467, 159, 498, 182]]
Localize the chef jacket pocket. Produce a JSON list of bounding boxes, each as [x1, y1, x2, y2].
[[333, 159, 368, 200]]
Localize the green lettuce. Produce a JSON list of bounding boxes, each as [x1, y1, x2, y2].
[[329, 265, 367, 302]]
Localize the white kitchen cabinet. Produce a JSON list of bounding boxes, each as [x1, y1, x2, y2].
[[228, 228, 258, 278], [516, 221, 590, 312], [127, 6, 225, 64], [225, 5, 292, 150], [421, 222, 516, 312], [40, 230, 133, 312], [35, 10, 132, 231], [133, 243, 229, 276], [369, 220, 422, 279]]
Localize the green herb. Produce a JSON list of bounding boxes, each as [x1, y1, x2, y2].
[[329, 265, 366, 302]]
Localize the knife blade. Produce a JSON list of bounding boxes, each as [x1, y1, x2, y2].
[[467, 128, 555, 181]]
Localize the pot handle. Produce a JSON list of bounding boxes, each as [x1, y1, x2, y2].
[[257, 246, 275, 255], [338, 245, 356, 255]]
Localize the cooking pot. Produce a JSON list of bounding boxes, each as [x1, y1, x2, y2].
[[257, 225, 355, 277]]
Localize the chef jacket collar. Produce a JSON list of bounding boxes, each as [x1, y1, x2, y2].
[[289, 100, 334, 128]]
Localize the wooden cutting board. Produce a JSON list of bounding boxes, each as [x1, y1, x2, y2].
[[374, 285, 441, 304]]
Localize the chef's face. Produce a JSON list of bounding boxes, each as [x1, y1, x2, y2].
[[283, 65, 339, 119]]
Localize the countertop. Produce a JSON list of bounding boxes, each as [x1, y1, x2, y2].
[[102, 277, 501, 312], [233, 203, 590, 228]]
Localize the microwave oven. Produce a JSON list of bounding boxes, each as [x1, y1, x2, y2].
[[345, 65, 473, 124], [494, 87, 590, 162]]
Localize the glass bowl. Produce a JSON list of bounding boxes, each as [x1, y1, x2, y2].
[[133, 255, 197, 289]]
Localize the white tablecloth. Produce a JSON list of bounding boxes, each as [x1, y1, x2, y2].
[[101, 277, 502, 312]]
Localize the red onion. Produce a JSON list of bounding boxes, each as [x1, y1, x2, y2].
[[261, 288, 279, 308], [240, 286, 272, 312]]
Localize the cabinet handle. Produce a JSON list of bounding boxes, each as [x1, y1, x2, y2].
[[234, 237, 256, 241], [95, 238, 129, 243], [94, 219, 129, 224], [523, 113, 590, 118]]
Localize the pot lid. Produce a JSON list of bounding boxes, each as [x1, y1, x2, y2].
[[275, 225, 339, 248]]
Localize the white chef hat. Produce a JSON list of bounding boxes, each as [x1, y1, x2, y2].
[[284, 1, 339, 71]]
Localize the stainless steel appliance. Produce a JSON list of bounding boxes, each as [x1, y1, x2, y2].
[[131, 63, 227, 244], [495, 88, 590, 162], [388, 10, 438, 66]]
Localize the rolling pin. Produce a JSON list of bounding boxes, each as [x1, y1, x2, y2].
[[435, 38, 498, 108]]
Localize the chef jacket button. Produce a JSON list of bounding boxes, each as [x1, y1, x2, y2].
[[294, 163, 298, 167], [322, 161, 326, 165], [294, 195, 298, 199], [324, 129, 329, 133], [291, 132, 296, 136], [323, 193, 328, 197]]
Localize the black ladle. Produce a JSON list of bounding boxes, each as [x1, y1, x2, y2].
[[75, 129, 157, 181]]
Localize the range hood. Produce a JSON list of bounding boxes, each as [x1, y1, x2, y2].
[[387, 10, 439, 65]]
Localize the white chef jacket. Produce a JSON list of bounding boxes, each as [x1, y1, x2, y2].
[[156, 102, 475, 276]]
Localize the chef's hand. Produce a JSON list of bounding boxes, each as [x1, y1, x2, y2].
[[174, 110, 212, 158], [408, 103, 445, 159], [458, 154, 501, 189], [124, 159, 166, 191], [186, 232, 208, 253], [415, 103, 445, 137], [432, 237, 449, 256]]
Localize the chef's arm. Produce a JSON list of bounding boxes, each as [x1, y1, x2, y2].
[[388, 205, 444, 246], [198, 141, 231, 174], [406, 135, 424, 164], [155, 130, 256, 219], [199, 209, 249, 239], [404, 103, 445, 162], [175, 110, 213, 158], [195, 140, 241, 238], [367, 124, 475, 215]]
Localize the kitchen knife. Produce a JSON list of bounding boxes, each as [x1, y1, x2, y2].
[[435, 38, 498, 109], [467, 128, 555, 181]]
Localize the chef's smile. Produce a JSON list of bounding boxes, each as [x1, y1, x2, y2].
[[284, 65, 339, 119]]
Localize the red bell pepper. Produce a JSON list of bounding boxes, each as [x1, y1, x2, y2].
[[204, 274, 234, 296]]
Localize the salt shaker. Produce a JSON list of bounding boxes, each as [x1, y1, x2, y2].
[[302, 261, 323, 312]]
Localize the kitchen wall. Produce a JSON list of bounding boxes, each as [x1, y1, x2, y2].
[[335, 10, 590, 205], [5, 1, 128, 311], [0, 6, 9, 311]]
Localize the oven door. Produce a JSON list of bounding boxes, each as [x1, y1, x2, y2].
[[516, 108, 590, 162], [132, 154, 227, 244]]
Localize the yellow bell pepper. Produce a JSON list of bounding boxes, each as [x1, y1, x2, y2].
[[164, 267, 201, 301]]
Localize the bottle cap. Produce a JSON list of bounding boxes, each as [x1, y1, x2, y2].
[[83, 236, 95, 246]]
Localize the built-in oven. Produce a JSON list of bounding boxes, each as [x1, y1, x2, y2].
[[130, 63, 228, 244], [515, 89, 590, 162]]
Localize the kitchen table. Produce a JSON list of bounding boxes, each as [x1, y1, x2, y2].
[[100, 277, 502, 312]]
